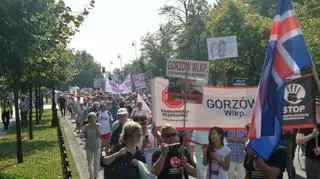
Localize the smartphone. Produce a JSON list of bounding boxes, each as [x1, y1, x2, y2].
[[168, 143, 182, 154]]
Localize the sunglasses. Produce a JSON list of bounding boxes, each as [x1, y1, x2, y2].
[[163, 133, 177, 138]]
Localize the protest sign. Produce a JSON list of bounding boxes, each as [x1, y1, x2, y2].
[[133, 74, 146, 89], [105, 74, 132, 94], [152, 77, 256, 130], [207, 36, 238, 60], [283, 75, 317, 127], [166, 59, 209, 79], [168, 77, 204, 104], [152, 77, 316, 130]]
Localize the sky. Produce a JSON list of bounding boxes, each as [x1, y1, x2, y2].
[[65, 0, 214, 72]]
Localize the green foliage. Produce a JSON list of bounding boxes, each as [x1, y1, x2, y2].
[[0, 110, 79, 178], [207, 0, 272, 85], [66, 50, 103, 88], [136, 0, 320, 84], [0, 0, 95, 89]]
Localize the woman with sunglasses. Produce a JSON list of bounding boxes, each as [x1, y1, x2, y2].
[[103, 121, 146, 179], [203, 127, 231, 179]]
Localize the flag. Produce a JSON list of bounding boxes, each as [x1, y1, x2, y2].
[[249, 0, 314, 160]]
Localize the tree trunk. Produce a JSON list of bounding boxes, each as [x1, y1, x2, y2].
[[35, 86, 39, 125], [14, 89, 23, 163], [51, 87, 58, 127], [38, 86, 42, 120], [28, 84, 33, 140]]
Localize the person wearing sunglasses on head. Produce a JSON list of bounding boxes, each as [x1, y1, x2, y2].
[[151, 124, 197, 179]]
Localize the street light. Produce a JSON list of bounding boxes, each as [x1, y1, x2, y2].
[[110, 61, 113, 74], [131, 40, 138, 62], [117, 54, 122, 80]]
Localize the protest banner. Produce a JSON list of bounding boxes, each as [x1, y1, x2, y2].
[[105, 74, 132, 94], [283, 75, 317, 128], [152, 77, 256, 130], [168, 77, 204, 104], [133, 74, 146, 89], [207, 36, 238, 60], [152, 77, 316, 130], [166, 59, 209, 79]]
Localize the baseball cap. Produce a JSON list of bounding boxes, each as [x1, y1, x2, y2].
[[117, 108, 128, 115]]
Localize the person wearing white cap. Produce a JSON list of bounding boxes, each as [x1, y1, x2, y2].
[[110, 108, 132, 146]]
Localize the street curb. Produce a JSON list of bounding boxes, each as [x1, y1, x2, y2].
[[60, 116, 90, 179]]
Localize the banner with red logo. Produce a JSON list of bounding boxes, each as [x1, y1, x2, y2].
[[152, 77, 256, 130]]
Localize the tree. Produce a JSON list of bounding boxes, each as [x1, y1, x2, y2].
[[207, 0, 272, 85], [66, 50, 103, 88], [0, 0, 94, 163]]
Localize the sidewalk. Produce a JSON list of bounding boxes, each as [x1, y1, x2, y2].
[[59, 113, 104, 179]]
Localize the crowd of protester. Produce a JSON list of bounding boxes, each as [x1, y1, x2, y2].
[[21, 88, 319, 179]]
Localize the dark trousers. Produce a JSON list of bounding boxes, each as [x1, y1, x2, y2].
[[1, 112, 10, 130], [306, 157, 320, 179], [60, 105, 66, 117], [20, 111, 28, 127]]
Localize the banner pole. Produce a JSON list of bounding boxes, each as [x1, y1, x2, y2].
[[181, 75, 187, 178]]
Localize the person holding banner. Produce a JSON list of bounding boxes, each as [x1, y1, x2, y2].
[[202, 127, 231, 179], [151, 124, 197, 179]]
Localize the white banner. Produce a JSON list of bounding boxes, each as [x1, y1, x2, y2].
[[152, 77, 256, 129], [166, 59, 209, 79], [207, 36, 238, 60], [133, 74, 146, 89], [105, 74, 132, 94], [137, 94, 152, 115]]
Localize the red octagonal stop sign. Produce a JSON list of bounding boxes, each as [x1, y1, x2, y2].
[[162, 87, 184, 108]]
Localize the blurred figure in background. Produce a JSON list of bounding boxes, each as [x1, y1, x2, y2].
[[83, 112, 101, 179]]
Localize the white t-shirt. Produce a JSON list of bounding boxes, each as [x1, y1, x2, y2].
[[131, 108, 149, 118], [204, 146, 231, 179], [98, 111, 113, 134], [138, 129, 157, 171]]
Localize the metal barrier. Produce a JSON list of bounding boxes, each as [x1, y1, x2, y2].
[[57, 121, 72, 179]]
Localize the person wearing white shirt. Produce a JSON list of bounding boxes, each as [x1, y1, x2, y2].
[[97, 102, 113, 153], [130, 101, 149, 118]]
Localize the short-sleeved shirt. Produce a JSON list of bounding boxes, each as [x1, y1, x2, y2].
[[152, 146, 195, 179], [244, 146, 287, 179], [83, 124, 101, 152], [103, 143, 146, 179], [97, 111, 113, 134], [298, 128, 320, 160], [204, 146, 231, 179], [225, 130, 247, 162]]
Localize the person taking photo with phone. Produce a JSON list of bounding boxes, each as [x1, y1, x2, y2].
[[151, 124, 197, 179]]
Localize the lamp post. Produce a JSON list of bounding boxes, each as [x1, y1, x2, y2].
[[117, 54, 122, 81], [110, 61, 113, 74], [131, 40, 138, 61]]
